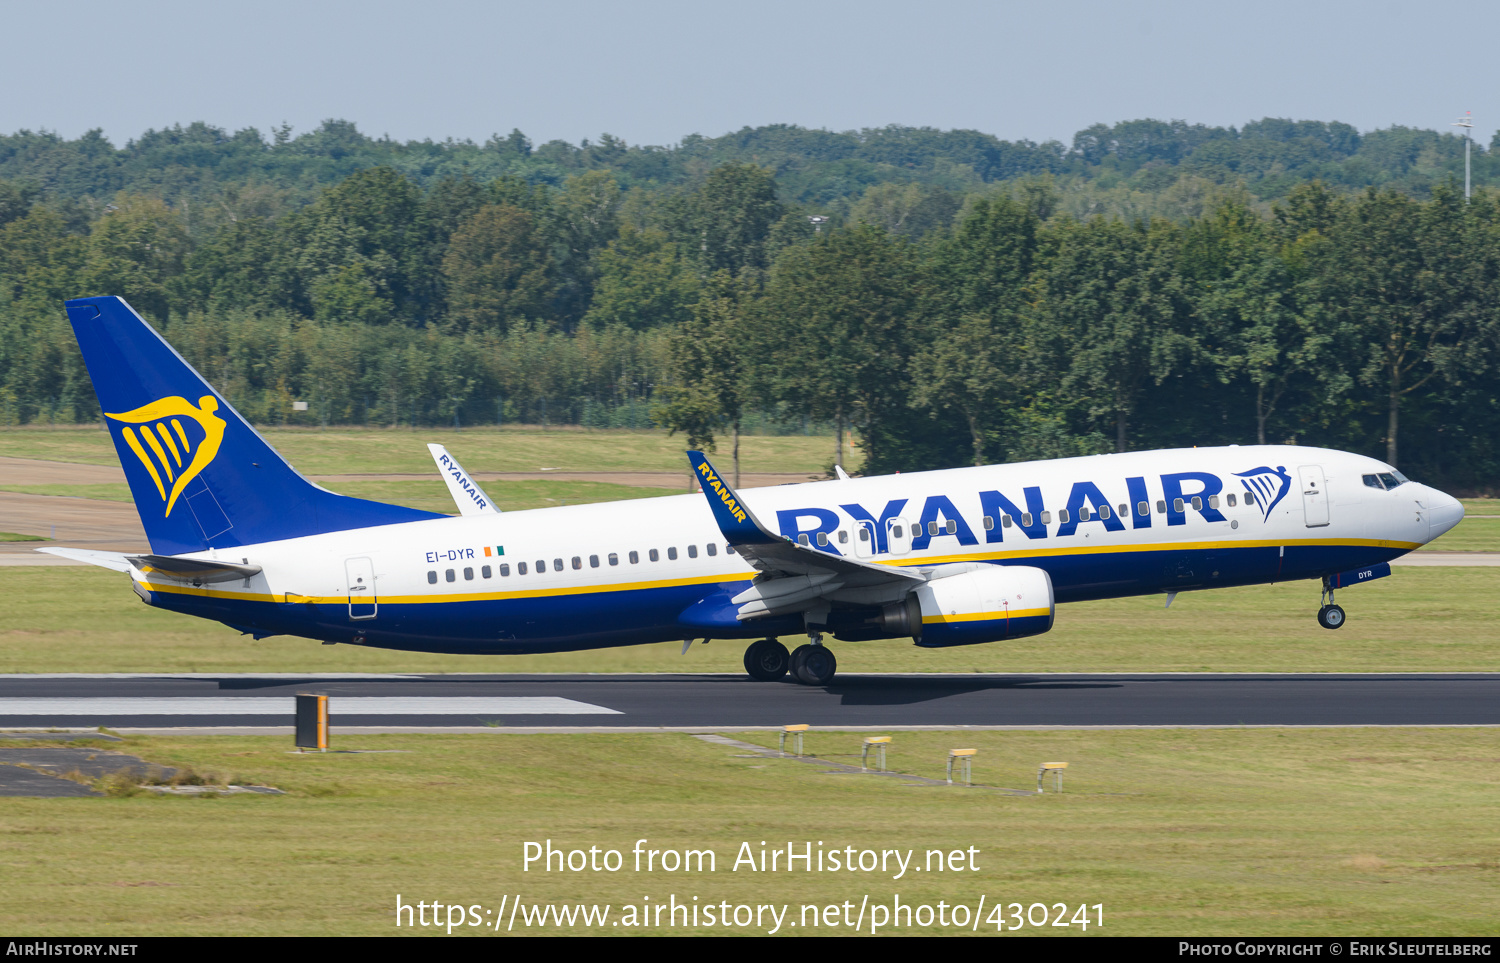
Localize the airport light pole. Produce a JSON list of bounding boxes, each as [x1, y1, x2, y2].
[[1452, 112, 1473, 202]]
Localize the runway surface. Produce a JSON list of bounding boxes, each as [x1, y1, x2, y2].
[[1, 672, 1496, 730]]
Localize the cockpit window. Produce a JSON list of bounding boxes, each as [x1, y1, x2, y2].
[[1364, 472, 1410, 491]]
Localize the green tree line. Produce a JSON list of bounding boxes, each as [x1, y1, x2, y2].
[[1, 144, 1498, 489]]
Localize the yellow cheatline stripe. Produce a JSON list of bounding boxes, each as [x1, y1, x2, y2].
[[155, 422, 183, 467], [922, 607, 1052, 625], [143, 571, 734, 605], [120, 427, 166, 501], [139, 425, 175, 482], [171, 418, 191, 453], [140, 537, 1419, 607], [900, 536, 1421, 569]]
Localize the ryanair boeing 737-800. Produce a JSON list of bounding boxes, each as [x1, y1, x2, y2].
[[42, 296, 1465, 686]]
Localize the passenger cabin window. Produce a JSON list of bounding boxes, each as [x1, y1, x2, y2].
[[1137, 501, 1149, 516], [1173, 498, 1185, 513], [571, 556, 582, 570], [797, 534, 810, 546], [927, 521, 939, 536], [445, 569, 455, 582], [464, 567, 474, 580], [688, 545, 698, 558], [1002, 515, 1013, 529], [1208, 495, 1219, 509], [1040, 512, 1052, 525], [1078, 506, 1091, 521], [1058, 509, 1070, 524], [1190, 496, 1202, 511], [890, 525, 903, 538], [536, 559, 545, 573], [1021, 513, 1032, 527], [1245, 492, 1256, 506], [837, 531, 848, 544], [649, 549, 659, 562], [726, 544, 736, 555], [706, 543, 717, 556], [983, 516, 994, 531], [482, 565, 492, 578], [499, 563, 510, 576], [589, 555, 600, 568], [667, 547, 678, 560], [427, 571, 437, 584], [946, 519, 957, 534], [1227, 494, 1237, 507], [815, 533, 827, 547], [1156, 500, 1167, 514], [518, 562, 528, 575], [629, 551, 639, 564], [1117, 504, 1127, 517], [859, 528, 871, 541], [553, 558, 563, 572], [608, 553, 619, 566]]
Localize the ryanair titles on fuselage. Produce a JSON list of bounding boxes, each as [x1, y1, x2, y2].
[[772, 467, 1290, 556]]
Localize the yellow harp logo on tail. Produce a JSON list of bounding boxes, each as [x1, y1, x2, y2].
[[106, 396, 227, 517]]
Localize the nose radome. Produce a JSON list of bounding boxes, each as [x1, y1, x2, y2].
[[1422, 487, 1465, 542]]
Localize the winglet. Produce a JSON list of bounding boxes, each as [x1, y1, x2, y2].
[[428, 443, 500, 515], [686, 450, 779, 545]]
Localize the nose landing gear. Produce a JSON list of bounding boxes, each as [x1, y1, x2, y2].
[[1317, 579, 1346, 630]]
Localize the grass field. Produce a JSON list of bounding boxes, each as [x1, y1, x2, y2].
[[1, 565, 1495, 675], [1, 727, 1495, 936], [0, 425, 856, 476]]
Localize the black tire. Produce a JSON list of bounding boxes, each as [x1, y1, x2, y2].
[[792, 644, 837, 686], [743, 639, 789, 681], [1318, 604, 1346, 630]]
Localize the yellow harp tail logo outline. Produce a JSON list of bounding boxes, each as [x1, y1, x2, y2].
[[106, 396, 227, 518]]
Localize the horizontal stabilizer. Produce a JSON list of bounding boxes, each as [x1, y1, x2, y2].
[[34, 547, 134, 573], [428, 443, 500, 515], [126, 554, 262, 583]]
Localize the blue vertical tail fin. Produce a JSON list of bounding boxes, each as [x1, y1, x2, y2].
[[64, 296, 443, 556]]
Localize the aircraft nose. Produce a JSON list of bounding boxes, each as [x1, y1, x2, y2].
[[1422, 487, 1465, 542]]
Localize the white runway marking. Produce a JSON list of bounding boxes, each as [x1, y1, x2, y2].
[[0, 697, 621, 715]]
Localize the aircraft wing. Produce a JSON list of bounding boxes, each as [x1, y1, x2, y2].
[[687, 450, 920, 621], [428, 443, 500, 515]]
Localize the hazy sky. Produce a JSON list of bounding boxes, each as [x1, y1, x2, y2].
[[6, 0, 1495, 148]]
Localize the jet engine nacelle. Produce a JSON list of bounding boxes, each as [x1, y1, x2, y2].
[[910, 564, 1054, 648]]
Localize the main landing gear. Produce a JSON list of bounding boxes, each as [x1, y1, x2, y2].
[[742, 638, 838, 686], [790, 643, 837, 686], [1317, 578, 1346, 630], [743, 638, 789, 681]]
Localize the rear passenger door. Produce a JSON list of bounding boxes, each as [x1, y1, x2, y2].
[[345, 557, 377, 620]]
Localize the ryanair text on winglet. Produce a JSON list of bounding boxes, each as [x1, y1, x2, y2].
[[696, 463, 748, 524]]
